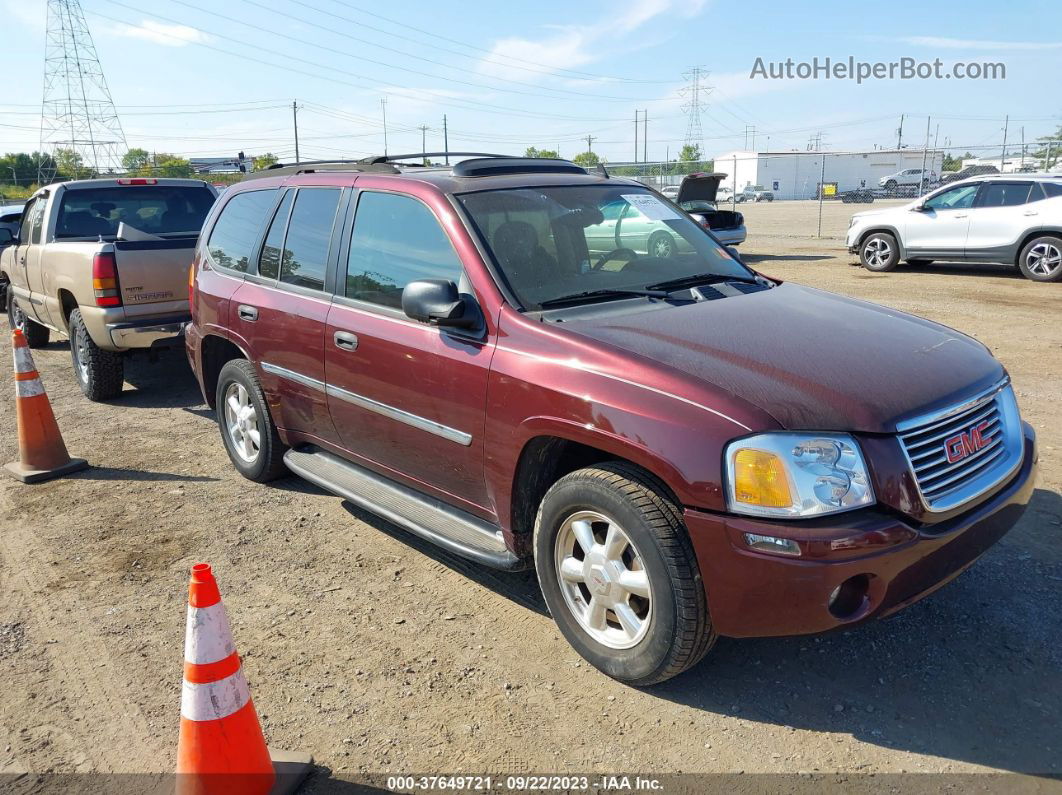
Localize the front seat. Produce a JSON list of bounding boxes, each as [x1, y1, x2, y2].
[[491, 220, 558, 292]]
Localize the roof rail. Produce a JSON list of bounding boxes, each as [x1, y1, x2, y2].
[[241, 159, 400, 180], [451, 157, 587, 177]]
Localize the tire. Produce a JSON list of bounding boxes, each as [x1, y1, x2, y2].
[[0, 273, 8, 309], [68, 308, 124, 401], [533, 462, 716, 686], [859, 231, 900, 272], [647, 231, 676, 259], [6, 287, 50, 348], [883, 179, 897, 191], [1017, 235, 1062, 282], [906, 259, 933, 267], [215, 359, 288, 482]]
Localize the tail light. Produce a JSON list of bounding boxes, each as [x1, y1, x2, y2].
[[188, 262, 195, 305], [116, 177, 157, 185], [92, 252, 122, 307]]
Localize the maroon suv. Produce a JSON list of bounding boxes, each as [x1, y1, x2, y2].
[[187, 155, 1037, 685]]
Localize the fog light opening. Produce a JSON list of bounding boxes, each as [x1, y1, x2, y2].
[[828, 574, 870, 619]]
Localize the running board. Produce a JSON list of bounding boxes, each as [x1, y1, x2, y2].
[[283, 447, 522, 570]]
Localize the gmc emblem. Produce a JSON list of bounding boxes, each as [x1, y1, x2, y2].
[[943, 420, 993, 464]]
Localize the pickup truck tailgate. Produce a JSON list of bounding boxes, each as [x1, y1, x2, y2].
[[114, 239, 196, 311]]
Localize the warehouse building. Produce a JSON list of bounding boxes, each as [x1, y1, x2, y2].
[[713, 149, 945, 199]]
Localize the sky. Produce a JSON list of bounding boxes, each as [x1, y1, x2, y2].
[[1, 0, 1061, 166]]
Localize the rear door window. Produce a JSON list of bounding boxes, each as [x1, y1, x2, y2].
[[257, 189, 293, 280], [978, 182, 1032, 207], [206, 189, 278, 273], [278, 188, 342, 292], [1042, 182, 1062, 199]]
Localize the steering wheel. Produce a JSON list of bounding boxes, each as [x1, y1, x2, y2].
[[592, 247, 639, 271]]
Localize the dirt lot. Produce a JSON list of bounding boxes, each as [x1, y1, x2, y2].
[[0, 199, 1060, 789]]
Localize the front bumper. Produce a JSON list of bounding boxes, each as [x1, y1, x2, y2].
[[106, 313, 190, 349], [686, 423, 1037, 638]]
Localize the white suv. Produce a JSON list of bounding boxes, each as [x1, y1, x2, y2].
[[846, 175, 1062, 282], [879, 168, 931, 190]]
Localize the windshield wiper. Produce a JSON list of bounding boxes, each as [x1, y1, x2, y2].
[[537, 287, 668, 309], [645, 272, 762, 292]]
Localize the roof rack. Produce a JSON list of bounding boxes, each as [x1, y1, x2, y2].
[[241, 159, 401, 180], [359, 152, 509, 165]]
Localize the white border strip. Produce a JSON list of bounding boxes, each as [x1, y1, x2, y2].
[[180, 670, 250, 722], [184, 602, 236, 665]]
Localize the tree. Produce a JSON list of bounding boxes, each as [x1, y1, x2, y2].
[[54, 148, 92, 180], [572, 150, 600, 167], [0, 151, 53, 185], [1032, 126, 1062, 171], [942, 151, 973, 172], [524, 146, 560, 159], [151, 154, 194, 178], [253, 152, 279, 171], [122, 148, 151, 172], [678, 144, 702, 163]]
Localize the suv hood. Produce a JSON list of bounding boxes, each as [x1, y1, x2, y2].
[[562, 283, 1004, 433], [676, 172, 725, 204]]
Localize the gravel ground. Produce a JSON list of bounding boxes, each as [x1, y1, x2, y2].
[[0, 199, 1059, 790]]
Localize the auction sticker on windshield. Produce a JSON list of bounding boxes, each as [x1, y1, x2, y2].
[[622, 194, 682, 221]]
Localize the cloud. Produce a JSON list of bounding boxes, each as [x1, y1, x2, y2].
[[112, 20, 212, 47], [899, 36, 1062, 51], [477, 0, 708, 82]]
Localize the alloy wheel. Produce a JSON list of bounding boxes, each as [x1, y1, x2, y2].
[[223, 381, 261, 463], [553, 510, 653, 650], [863, 237, 892, 268], [1026, 242, 1062, 278], [73, 324, 90, 384]]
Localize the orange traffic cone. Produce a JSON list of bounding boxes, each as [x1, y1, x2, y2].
[[3, 328, 88, 483], [177, 563, 311, 795]]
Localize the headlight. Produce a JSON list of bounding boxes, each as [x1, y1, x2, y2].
[[724, 433, 875, 518], [848, 216, 858, 228]]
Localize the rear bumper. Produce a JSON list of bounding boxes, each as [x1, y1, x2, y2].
[[686, 423, 1037, 638], [106, 313, 190, 350], [713, 225, 747, 246]]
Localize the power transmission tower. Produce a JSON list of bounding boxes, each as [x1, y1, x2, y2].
[[39, 0, 128, 181], [679, 67, 711, 154]]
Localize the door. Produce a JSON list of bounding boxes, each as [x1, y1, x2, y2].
[[13, 195, 48, 323], [325, 190, 495, 516], [964, 181, 1037, 261], [903, 182, 980, 258], [230, 186, 345, 442]]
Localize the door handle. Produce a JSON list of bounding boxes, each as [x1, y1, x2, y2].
[[333, 330, 359, 351], [237, 304, 258, 322], [953, 214, 968, 219], [1023, 210, 1039, 216]]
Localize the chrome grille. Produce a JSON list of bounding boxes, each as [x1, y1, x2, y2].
[[897, 382, 1023, 513]]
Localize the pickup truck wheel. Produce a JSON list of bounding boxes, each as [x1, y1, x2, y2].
[[216, 359, 288, 482], [534, 462, 715, 686], [6, 289, 51, 348], [859, 232, 900, 272], [68, 308, 123, 401], [1018, 236, 1062, 282]]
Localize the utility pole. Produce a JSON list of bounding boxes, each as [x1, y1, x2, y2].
[[817, 151, 827, 238], [634, 110, 639, 163], [919, 116, 931, 197], [443, 114, 449, 165], [1020, 126, 1026, 169], [292, 100, 300, 164], [586, 135, 595, 156], [381, 97, 388, 156], [896, 114, 904, 149], [419, 125, 429, 164], [1001, 114, 1009, 172], [643, 109, 648, 163]]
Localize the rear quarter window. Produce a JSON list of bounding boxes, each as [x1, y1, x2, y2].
[[206, 189, 278, 273]]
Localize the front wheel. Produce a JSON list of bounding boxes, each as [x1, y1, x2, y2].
[[216, 359, 288, 482], [69, 308, 124, 401], [534, 462, 716, 686], [7, 288, 51, 348], [1018, 235, 1062, 282], [859, 232, 900, 272]]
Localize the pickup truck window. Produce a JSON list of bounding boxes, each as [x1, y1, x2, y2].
[[278, 188, 341, 292], [344, 191, 463, 309], [207, 188, 278, 273], [458, 185, 753, 311], [55, 185, 215, 239], [258, 189, 293, 281], [22, 198, 45, 245]]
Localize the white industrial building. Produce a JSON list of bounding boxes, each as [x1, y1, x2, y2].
[[713, 149, 945, 199]]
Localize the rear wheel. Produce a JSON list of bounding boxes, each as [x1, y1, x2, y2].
[[6, 288, 50, 348], [534, 462, 715, 686], [216, 359, 288, 482], [647, 231, 676, 258], [69, 308, 124, 401], [859, 232, 900, 272], [1018, 235, 1062, 282]]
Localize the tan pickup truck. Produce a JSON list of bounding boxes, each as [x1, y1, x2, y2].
[[0, 177, 216, 400]]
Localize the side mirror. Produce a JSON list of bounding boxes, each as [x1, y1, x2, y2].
[[401, 279, 476, 329], [724, 246, 742, 261], [0, 228, 13, 245]]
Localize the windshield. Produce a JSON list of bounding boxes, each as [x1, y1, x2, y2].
[[457, 185, 753, 310], [55, 185, 215, 239]]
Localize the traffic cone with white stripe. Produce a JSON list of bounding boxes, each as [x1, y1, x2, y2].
[[177, 563, 311, 795], [3, 328, 88, 483]]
